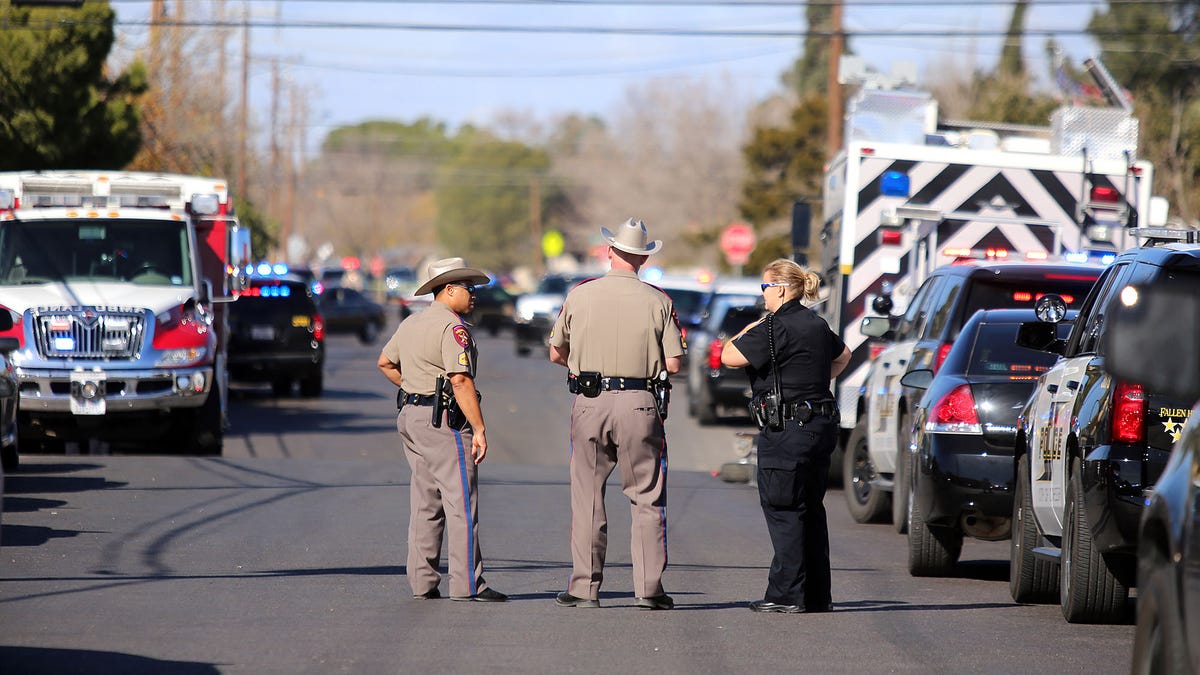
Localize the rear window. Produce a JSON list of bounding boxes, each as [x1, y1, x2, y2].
[[234, 281, 315, 314], [963, 321, 1070, 378], [720, 306, 762, 335], [662, 288, 707, 315], [962, 274, 1098, 319]]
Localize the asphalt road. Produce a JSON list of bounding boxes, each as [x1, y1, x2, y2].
[[1, 331, 1135, 674]]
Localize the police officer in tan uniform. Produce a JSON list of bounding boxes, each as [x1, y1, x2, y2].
[[377, 258, 507, 603], [549, 218, 685, 610]]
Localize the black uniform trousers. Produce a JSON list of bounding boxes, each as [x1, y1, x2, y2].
[[755, 415, 837, 608]]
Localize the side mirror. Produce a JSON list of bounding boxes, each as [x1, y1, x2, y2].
[[0, 337, 18, 353], [860, 315, 895, 339], [0, 309, 12, 333], [1103, 284, 1200, 402], [1016, 321, 1064, 354], [900, 368, 934, 390]]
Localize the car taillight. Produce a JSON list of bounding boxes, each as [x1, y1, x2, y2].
[[933, 342, 952, 373], [1111, 380, 1145, 444], [707, 339, 723, 370], [313, 313, 325, 341], [926, 383, 981, 434]]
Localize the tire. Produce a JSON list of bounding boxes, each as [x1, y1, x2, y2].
[[892, 412, 912, 534], [359, 321, 380, 344], [187, 390, 223, 456], [907, 457, 962, 576], [843, 417, 891, 523], [1, 439, 18, 471], [1131, 561, 1187, 675], [271, 378, 293, 397], [1010, 454, 1060, 603], [695, 383, 718, 426], [1061, 457, 1129, 623], [299, 370, 324, 398]]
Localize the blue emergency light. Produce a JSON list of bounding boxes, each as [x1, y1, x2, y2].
[[880, 171, 910, 198]]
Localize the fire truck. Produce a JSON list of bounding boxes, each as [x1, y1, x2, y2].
[[0, 171, 251, 454], [815, 69, 1166, 500]]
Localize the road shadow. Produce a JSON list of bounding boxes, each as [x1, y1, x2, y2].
[[1, 523, 87, 547], [952, 559, 1010, 582], [226, 398, 395, 436], [3, 496, 69, 513], [0, 646, 220, 675]]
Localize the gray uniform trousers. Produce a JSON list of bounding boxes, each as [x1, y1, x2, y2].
[[397, 404, 488, 598], [567, 389, 668, 600]]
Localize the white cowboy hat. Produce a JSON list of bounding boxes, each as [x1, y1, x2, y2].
[[414, 257, 491, 296], [601, 218, 662, 256]]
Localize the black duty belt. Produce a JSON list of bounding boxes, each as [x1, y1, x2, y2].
[[568, 375, 654, 394], [783, 400, 837, 420], [402, 393, 437, 406]]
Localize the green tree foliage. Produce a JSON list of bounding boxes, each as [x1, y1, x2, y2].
[[434, 134, 566, 271], [783, 3, 835, 95], [963, 0, 1056, 125], [233, 197, 275, 263], [0, 1, 145, 169], [1090, 1, 1200, 221]]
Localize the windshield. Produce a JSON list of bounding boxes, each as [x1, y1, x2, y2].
[[662, 288, 707, 316], [0, 219, 193, 286], [537, 275, 587, 294]]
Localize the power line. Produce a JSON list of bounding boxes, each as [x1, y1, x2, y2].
[[102, 0, 1186, 6]]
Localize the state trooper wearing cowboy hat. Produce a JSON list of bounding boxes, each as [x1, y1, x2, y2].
[[549, 218, 686, 610], [377, 257, 507, 603]]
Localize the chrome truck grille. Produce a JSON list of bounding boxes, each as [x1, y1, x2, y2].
[[32, 307, 145, 359]]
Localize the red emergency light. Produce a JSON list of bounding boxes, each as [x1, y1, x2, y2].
[[1091, 186, 1120, 205], [879, 228, 903, 246]]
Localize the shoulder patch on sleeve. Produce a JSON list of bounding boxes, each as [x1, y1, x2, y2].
[[452, 325, 471, 347]]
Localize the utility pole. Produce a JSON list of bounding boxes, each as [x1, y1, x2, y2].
[[237, 8, 249, 199], [530, 175, 544, 275], [826, 0, 844, 160]]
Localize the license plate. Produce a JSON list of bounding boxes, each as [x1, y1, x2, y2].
[[69, 371, 106, 415], [251, 325, 276, 340]]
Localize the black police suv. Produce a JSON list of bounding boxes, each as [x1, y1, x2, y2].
[[1102, 273, 1200, 671], [228, 276, 325, 397], [1012, 241, 1200, 623], [687, 304, 763, 425], [899, 308, 1072, 577], [849, 260, 1104, 530]]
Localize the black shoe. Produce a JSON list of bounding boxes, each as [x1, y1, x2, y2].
[[413, 588, 441, 600], [451, 587, 508, 602], [555, 591, 599, 608], [634, 594, 674, 610], [749, 600, 802, 613]]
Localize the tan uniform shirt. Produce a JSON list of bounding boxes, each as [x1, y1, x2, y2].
[[549, 269, 684, 377], [380, 301, 476, 395]]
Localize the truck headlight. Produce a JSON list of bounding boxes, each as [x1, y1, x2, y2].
[[156, 346, 208, 367]]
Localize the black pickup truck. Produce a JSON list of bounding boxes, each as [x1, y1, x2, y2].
[[1011, 239, 1200, 623]]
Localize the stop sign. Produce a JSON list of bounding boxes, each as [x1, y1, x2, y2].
[[720, 222, 756, 265]]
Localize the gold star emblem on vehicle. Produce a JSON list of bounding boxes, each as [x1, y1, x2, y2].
[[1162, 417, 1183, 443]]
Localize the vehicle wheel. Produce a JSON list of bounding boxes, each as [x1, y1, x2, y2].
[[695, 383, 718, 426], [892, 412, 912, 534], [1010, 454, 1060, 603], [187, 390, 223, 456], [299, 370, 323, 398], [843, 417, 891, 523], [1061, 457, 1128, 623], [271, 378, 293, 397], [359, 321, 380, 344], [1, 438, 18, 471], [1131, 560, 1186, 675], [907, 460, 962, 576]]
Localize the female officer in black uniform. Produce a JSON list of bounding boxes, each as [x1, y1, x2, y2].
[[721, 258, 851, 613]]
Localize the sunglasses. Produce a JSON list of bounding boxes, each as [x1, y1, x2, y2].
[[449, 283, 478, 294], [761, 282, 791, 291]]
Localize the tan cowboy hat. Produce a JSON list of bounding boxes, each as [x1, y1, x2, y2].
[[414, 257, 491, 296], [601, 218, 662, 256]]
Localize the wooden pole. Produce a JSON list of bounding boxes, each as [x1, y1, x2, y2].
[[826, 0, 844, 160]]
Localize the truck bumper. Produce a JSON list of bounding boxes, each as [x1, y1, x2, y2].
[[16, 365, 213, 413]]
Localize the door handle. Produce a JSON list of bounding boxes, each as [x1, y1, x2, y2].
[[898, 359, 907, 366], [1065, 380, 1080, 391], [1046, 384, 1059, 394]]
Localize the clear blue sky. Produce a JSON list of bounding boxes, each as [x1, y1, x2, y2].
[[109, 1, 1100, 150]]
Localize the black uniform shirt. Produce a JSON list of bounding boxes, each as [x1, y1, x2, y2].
[[733, 298, 846, 403]]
